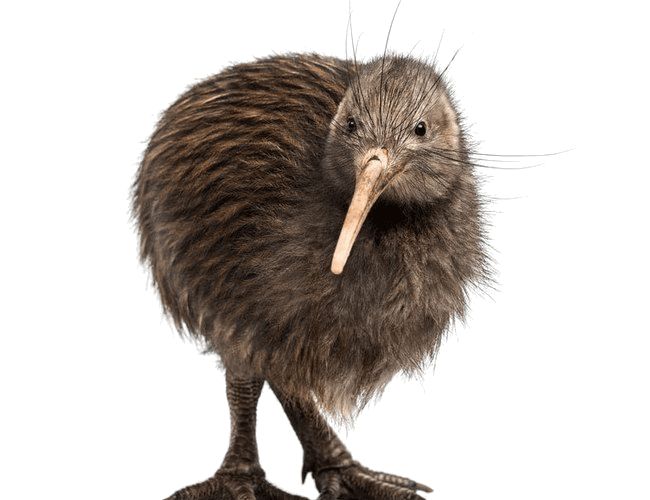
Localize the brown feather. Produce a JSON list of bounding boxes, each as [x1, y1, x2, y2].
[[132, 53, 488, 418]]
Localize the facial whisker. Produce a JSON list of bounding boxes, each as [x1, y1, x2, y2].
[[429, 148, 541, 170], [348, 14, 376, 132], [431, 30, 445, 69], [379, 0, 402, 137], [390, 53, 455, 143], [405, 48, 460, 127], [434, 145, 571, 159]]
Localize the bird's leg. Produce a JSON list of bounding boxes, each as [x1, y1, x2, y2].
[[271, 386, 432, 500], [165, 371, 307, 500]]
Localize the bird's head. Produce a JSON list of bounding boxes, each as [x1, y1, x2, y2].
[[323, 55, 472, 274]]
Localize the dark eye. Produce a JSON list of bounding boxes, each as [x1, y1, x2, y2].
[[414, 121, 426, 136], [347, 117, 357, 133]]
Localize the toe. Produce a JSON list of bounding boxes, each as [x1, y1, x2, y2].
[[165, 472, 308, 500], [256, 481, 310, 500], [360, 466, 433, 493], [346, 468, 426, 500], [164, 477, 224, 499], [315, 470, 342, 500], [224, 478, 256, 500]]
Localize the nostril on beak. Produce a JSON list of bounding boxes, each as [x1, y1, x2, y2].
[[368, 155, 380, 162]]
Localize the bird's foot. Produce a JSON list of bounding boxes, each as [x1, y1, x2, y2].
[[164, 467, 308, 500], [313, 461, 432, 500]]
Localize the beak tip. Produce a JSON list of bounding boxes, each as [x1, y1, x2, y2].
[[330, 261, 344, 275]]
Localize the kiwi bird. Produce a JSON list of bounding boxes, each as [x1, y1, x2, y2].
[[133, 51, 487, 499]]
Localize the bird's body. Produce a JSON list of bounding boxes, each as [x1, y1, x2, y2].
[[134, 53, 486, 499]]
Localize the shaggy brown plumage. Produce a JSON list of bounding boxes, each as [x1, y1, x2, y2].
[[133, 53, 487, 499]]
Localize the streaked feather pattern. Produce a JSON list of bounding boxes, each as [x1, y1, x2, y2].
[[132, 53, 488, 417]]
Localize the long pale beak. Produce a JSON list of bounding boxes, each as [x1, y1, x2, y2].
[[331, 148, 389, 275]]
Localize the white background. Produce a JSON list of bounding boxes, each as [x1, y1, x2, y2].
[[1, 1, 648, 499]]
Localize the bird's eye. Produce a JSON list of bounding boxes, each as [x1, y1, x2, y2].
[[414, 121, 427, 136], [347, 117, 357, 133]]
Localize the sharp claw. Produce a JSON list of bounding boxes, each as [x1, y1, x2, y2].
[[301, 453, 316, 484], [317, 464, 433, 500], [414, 481, 433, 493]]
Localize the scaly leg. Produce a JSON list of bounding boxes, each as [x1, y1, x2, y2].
[[270, 385, 432, 500], [165, 372, 307, 500]]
